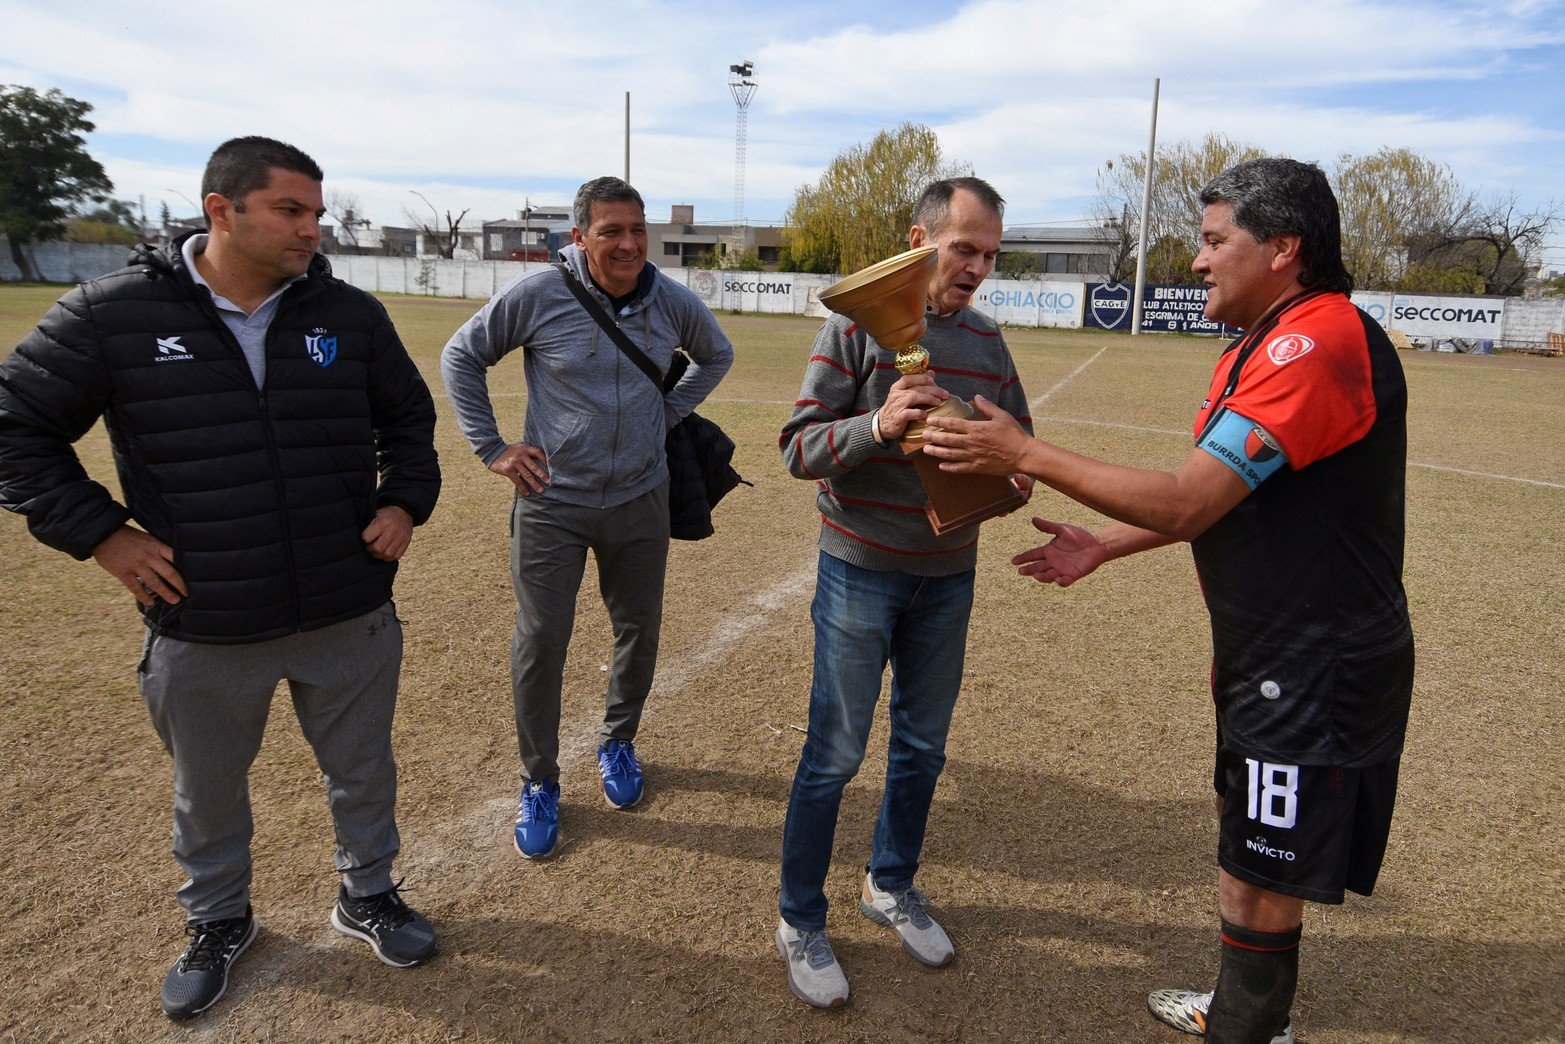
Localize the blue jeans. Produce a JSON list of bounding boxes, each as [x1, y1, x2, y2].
[[778, 552, 975, 931]]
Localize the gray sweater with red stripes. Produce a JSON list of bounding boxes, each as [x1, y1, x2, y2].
[[779, 309, 1032, 576]]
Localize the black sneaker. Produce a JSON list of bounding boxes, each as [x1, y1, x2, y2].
[[330, 882, 437, 967], [160, 906, 258, 1020]]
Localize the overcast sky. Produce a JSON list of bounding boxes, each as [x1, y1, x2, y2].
[[3, 0, 1561, 268]]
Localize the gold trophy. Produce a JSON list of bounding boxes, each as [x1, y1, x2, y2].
[[818, 246, 1026, 536]]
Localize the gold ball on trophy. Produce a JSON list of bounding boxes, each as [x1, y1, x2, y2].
[[895, 345, 930, 375]]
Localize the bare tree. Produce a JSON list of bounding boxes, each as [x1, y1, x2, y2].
[[1409, 191, 1561, 296], [325, 188, 368, 252], [405, 191, 469, 260]]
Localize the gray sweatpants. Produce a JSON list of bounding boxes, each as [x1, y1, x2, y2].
[[510, 483, 670, 782], [139, 602, 403, 922]]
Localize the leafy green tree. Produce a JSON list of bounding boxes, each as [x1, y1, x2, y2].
[[64, 218, 136, 245], [783, 123, 970, 275], [0, 85, 113, 281], [1395, 261, 1484, 294]]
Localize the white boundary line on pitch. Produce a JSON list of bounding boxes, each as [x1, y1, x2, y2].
[[1405, 463, 1564, 490], [1030, 347, 1108, 410], [444, 559, 819, 847], [1040, 415, 1564, 490], [557, 559, 820, 764]]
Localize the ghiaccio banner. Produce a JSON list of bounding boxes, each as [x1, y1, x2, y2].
[[975, 279, 1084, 328], [1085, 283, 1235, 336]]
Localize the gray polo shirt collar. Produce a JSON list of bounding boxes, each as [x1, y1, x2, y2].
[[181, 234, 308, 388]]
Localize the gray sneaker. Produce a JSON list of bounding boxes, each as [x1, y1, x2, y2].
[[1147, 988, 1294, 1043], [859, 872, 955, 967], [160, 907, 258, 1020], [775, 918, 849, 1007], [331, 883, 437, 968]]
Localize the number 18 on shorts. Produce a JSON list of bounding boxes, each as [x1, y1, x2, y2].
[[1215, 746, 1402, 905]]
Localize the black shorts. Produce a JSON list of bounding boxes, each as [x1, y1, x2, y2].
[[1213, 743, 1401, 904]]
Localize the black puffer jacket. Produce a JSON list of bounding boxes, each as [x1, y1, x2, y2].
[[660, 350, 745, 540], [0, 235, 440, 643]]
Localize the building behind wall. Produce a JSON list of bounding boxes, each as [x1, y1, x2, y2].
[[648, 204, 784, 270], [483, 205, 572, 262], [1001, 225, 1117, 277]]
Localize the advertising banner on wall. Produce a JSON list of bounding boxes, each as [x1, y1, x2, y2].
[[1084, 284, 1234, 336], [1386, 294, 1505, 340], [720, 273, 796, 313], [974, 279, 1084, 328], [686, 269, 722, 308], [1350, 292, 1394, 328]]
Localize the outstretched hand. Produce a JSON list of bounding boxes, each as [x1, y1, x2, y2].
[[921, 395, 1034, 475], [1012, 517, 1109, 588]]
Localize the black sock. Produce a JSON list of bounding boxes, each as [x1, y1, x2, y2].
[[1204, 917, 1301, 1043]]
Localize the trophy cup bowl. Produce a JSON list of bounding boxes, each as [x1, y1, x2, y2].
[[815, 245, 1026, 536], [817, 246, 937, 351]]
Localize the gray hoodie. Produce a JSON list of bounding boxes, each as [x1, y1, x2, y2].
[[440, 245, 734, 509]]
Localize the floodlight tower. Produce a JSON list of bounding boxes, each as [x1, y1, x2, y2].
[[728, 60, 757, 260]]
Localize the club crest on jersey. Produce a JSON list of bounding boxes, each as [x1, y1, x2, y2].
[[1265, 333, 1313, 365], [305, 328, 337, 367], [1244, 426, 1280, 463]]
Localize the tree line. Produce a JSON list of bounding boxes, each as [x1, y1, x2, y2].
[[1094, 132, 1559, 296], [4, 87, 1557, 295], [784, 124, 1558, 296]]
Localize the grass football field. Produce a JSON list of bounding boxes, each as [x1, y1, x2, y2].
[[0, 285, 1561, 1041]]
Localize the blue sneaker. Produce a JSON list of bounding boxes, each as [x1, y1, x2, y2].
[[513, 780, 559, 859], [598, 739, 644, 809]]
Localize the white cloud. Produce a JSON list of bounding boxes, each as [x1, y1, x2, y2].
[[3, 0, 1559, 239]]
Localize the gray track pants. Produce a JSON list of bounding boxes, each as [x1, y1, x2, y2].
[[510, 483, 670, 782], [139, 602, 403, 922]]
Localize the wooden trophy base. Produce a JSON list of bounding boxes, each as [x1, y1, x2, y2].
[[895, 396, 1025, 536], [909, 452, 1027, 536]]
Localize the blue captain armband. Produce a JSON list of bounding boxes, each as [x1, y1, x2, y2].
[[1197, 408, 1289, 490]]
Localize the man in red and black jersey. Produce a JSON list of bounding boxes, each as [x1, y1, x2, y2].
[[924, 158, 1412, 1043]]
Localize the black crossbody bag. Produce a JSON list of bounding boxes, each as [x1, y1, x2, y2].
[[553, 263, 747, 540]]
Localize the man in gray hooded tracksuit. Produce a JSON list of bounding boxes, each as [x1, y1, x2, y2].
[[440, 177, 733, 859]]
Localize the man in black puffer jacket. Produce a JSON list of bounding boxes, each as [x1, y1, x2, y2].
[[0, 137, 440, 1020]]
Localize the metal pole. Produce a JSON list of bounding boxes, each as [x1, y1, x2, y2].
[[1131, 77, 1160, 336], [624, 92, 631, 182]]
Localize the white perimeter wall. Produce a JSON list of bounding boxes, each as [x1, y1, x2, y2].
[[7, 244, 1562, 348], [0, 241, 136, 283]]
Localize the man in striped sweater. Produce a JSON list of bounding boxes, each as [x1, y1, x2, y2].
[[773, 177, 1034, 1008]]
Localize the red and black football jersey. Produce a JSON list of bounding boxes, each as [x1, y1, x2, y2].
[[1190, 292, 1414, 766]]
